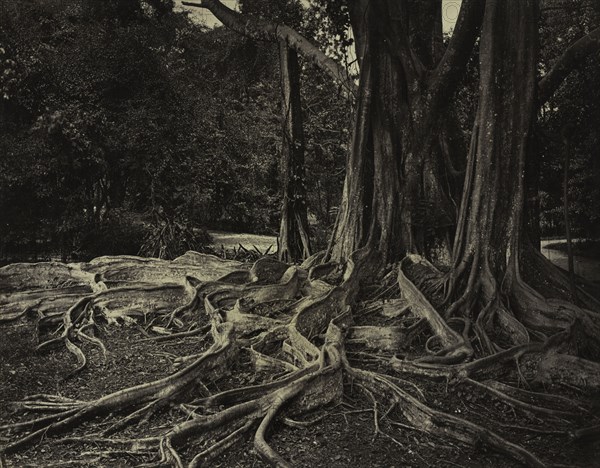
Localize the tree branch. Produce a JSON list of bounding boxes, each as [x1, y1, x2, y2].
[[538, 27, 600, 105], [182, 0, 357, 97], [426, 0, 485, 112]]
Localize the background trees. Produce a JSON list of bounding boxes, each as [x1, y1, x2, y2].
[[0, 0, 352, 263], [537, 0, 600, 239], [0, 0, 211, 260]]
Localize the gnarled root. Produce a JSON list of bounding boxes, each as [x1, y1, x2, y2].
[[2, 321, 236, 454], [2, 249, 598, 467]]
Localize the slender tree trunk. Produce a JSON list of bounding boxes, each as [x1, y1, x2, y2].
[[562, 134, 577, 302], [278, 41, 311, 263]]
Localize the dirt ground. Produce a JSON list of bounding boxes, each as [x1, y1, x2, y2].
[[2, 312, 599, 467]]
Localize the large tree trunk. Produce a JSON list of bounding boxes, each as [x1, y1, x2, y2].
[[444, 0, 539, 349], [450, 0, 538, 294], [331, 0, 471, 264], [278, 41, 311, 263], [443, 0, 599, 348]]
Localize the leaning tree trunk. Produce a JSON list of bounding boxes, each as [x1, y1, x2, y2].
[[277, 41, 311, 263]]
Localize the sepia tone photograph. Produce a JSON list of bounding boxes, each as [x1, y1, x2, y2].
[[1, 0, 599, 466]]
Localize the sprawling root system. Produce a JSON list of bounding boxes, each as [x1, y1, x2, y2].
[[1, 250, 599, 467]]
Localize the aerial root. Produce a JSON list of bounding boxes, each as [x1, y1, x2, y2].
[[101, 398, 168, 436], [160, 277, 204, 330], [253, 388, 300, 467], [356, 385, 418, 450], [2, 251, 597, 467], [282, 413, 328, 428], [10, 394, 85, 414], [535, 351, 600, 391], [0, 408, 81, 434], [571, 424, 600, 442], [251, 362, 337, 466], [189, 420, 255, 467], [54, 436, 159, 453], [164, 344, 343, 467], [139, 324, 209, 343], [36, 298, 97, 376], [481, 379, 589, 413]]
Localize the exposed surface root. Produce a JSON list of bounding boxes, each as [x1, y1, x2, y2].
[[1, 250, 598, 466]]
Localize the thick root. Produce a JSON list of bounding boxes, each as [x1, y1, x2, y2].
[[1, 250, 597, 467]]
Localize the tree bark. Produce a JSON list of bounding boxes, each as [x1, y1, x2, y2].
[[446, 0, 540, 345], [331, 0, 482, 264]]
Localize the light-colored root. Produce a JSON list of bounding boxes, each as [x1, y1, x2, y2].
[[189, 420, 255, 467], [399, 255, 473, 364], [348, 367, 546, 467], [101, 399, 166, 436], [466, 379, 582, 418], [534, 350, 600, 391], [165, 321, 346, 466], [2, 250, 596, 467], [140, 324, 209, 343], [347, 326, 406, 351], [571, 424, 600, 442], [478, 379, 589, 414]]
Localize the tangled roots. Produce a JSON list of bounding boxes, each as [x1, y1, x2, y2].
[[1, 249, 598, 466]]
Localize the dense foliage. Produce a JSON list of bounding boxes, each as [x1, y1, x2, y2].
[[0, 0, 597, 263], [538, 0, 600, 238], [0, 0, 350, 261]]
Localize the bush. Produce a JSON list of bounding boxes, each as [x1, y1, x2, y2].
[[139, 211, 213, 260]]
